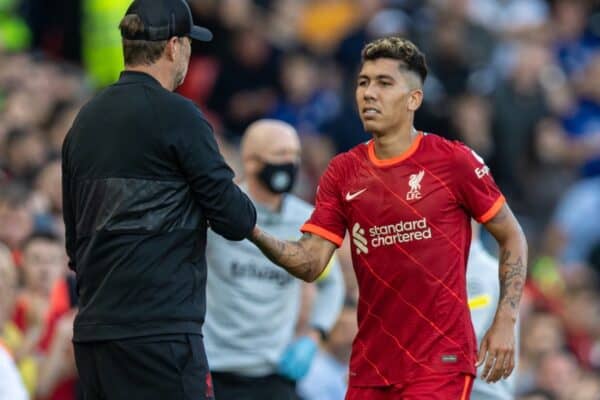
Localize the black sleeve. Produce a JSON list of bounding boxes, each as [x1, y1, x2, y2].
[[61, 136, 77, 271], [173, 106, 256, 240]]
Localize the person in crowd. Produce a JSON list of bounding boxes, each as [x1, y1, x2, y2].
[[205, 119, 345, 400], [0, 242, 29, 400]]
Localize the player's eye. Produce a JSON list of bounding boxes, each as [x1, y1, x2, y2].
[[358, 80, 368, 87], [380, 81, 392, 87]]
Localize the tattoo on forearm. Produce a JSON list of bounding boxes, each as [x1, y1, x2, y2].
[[251, 230, 317, 281], [498, 249, 527, 314]]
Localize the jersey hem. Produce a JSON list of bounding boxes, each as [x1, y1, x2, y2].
[[347, 367, 477, 388], [301, 223, 344, 247]]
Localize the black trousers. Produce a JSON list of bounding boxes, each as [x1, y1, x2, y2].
[[211, 371, 299, 400], [74, 334, 214, 400]]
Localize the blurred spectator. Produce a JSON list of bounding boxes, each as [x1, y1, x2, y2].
[[450, 93, 493, 159], [547, 177, 600, 264], [517, 311, 566, 393], [565, 372, 600, 400], [491, 41, 553, 208], [0, 183, 34, 251], [269, 52, 341, 194], [4, 128, 47, 183], [552, 0, 600, 77], [296, 0, 359, 55], [518, 389, 557, 400], [47, 103, 82, 155], [9, 232, 77, 400], [534, 350, 580, 399], [12, 233, 67, 360], [334, 0, 391, 78], [561, 54, 600, 178], [33, 159, 64, 236], [207, 24, 279, 139], [270, 52, 340, 137], [466, 0, 549, 38], [297, 299, 357, 400], [0, 242, 29, 400]]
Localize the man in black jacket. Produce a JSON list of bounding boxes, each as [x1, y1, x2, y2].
[[61, 1, 257, 399]]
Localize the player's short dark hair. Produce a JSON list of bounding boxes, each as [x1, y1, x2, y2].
[[119, 14, 167, 66], [361, 36, 428, 85]]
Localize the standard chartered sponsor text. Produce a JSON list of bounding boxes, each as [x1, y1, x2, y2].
[[369, 217, 432, 247]]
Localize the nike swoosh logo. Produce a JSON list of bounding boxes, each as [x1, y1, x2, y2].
[[345, 188, 367, 201]]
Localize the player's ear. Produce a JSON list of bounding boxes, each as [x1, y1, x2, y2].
[[407, 89, 423, 112], [164, 37, 178, 61]]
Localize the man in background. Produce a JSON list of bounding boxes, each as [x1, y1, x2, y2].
[[467, 222, 518, 399], [205, 119, 345, 400]]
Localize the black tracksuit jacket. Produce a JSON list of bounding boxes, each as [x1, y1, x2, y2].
[[62, 71, 257, 342]]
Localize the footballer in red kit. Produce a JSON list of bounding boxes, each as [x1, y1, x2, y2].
[[302, 131, 504, 389], [249, 36, 527, 400]]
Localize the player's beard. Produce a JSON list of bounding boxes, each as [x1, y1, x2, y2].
[[173, 62, 188, 89], [173, 51, 190, 89]]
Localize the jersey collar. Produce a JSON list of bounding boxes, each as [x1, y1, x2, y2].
[[368, 131, 423, 168]]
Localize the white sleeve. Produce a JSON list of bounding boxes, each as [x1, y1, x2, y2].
[[0, 347, 29, 400]]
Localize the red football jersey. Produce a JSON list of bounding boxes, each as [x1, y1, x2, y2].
[[301, 132, 505, 387]]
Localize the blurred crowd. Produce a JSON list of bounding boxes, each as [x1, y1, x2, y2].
[[1, 0, 600, 399]]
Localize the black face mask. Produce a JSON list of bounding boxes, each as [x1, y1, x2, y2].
[[257, 161, 298, 194]]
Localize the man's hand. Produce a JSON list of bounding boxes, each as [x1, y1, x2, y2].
[[476, 316, 516, 383], [248, 227, 336, 282], [480, 204, 527, 383], [278, 336, 318, 381]]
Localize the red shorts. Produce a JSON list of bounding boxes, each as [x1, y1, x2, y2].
[[345, 373, 474, 400]]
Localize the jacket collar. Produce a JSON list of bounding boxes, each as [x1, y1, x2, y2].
[[117, 70, 163, 87]]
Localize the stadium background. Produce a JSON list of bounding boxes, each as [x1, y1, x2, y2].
[[1, 0, 600, 399]]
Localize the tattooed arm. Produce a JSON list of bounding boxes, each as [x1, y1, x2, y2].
[[249, 226, 337, 282], [476, 204, 528, 383], [485, 204, 528, 322]]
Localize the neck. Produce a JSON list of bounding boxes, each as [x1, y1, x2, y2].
[[126, 63, 175, 91], [372, 121, 418, 160], [247, 178, 283, 212]]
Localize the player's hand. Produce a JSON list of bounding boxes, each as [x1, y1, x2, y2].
[[278, 336, 318, 381], [476, 316, 516, 383]]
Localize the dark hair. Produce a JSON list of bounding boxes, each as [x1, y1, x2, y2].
[[119, 14, 167, 66], [0, 182, 31, 207], [361, 36, 428, 85], [22, 231, 62, 251], [5, 128, 30, 149]]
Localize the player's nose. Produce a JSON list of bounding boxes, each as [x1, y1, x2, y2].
[[362, 84, 377, 101]]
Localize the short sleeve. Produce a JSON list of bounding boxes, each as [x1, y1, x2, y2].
[[453, 143, 505, 223], [301, 159, 346, 246]]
